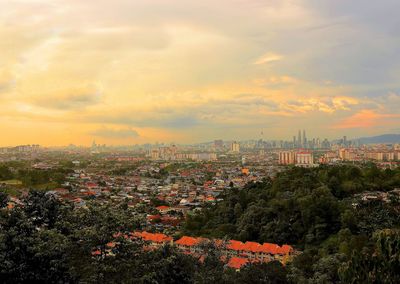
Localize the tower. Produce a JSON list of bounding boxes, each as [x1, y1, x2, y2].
[[298, 130, 302, 148], [303, 130, 307, 148], [231, 141, 240, 153]]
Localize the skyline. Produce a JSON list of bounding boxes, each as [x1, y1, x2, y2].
[[1, 130, 397, 148], [1, 0, 400, 146]]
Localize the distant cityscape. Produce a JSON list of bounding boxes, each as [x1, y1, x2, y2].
[[2, 131, 400, 169]]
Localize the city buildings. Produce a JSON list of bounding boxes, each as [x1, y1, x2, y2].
[[278, 151, 296, 165], [278, 150, 315, 167], [231, 141, 240, 153]]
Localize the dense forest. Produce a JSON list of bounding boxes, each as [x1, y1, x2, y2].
[[0, 165, 399, 283], [0, 190, 289, 283], [0, 162, 72, 188], [184, 165, 400, 283]]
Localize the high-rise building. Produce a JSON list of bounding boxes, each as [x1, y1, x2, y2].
[[278, 150, 314, 167], [296, 151, 314, 166], [298, 130, 302, 148], [279, 151, 296, 165], [151, 149, 160, 160], [303, 130, 307, 147], [322, 139, 330, 149], [231, 141, 240, 153]]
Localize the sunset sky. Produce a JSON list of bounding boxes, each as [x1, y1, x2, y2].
[[1, 0, 400, 146]]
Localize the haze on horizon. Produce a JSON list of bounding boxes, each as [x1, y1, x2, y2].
[[1, 0, 400, 146]]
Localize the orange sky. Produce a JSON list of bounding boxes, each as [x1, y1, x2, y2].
[[1, 0, 400, 146]]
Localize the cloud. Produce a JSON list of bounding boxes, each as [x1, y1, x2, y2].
[[253, 76, 299, 87], [253, 52, 283, 65], [88, 113, 199, 129], [0, 83, 12, 95], [31, 86, 101, 110], [333, 109, 400, 129], [281, 96, 359, 114], [90, 127, 140, 139], [0, 0, 400, 144]]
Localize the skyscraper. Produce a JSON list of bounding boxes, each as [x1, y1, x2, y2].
[[303, 130, 307, 148], [298, 130, 302, 148], [231, 141, 240, 153]]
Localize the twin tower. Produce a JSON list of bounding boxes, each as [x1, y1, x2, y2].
[[293, 130, 307, 148]]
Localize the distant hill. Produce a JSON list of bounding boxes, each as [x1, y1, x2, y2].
[[354, 134, 400, 144]]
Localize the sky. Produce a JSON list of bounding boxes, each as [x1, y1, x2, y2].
[[0, 0, 400, 146]]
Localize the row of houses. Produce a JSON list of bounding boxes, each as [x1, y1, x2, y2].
[[129, 231, 295, 269], [174, 236, 294, 263]]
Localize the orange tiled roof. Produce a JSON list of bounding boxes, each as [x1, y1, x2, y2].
[[226, 240, 245, 251], [156, 205, 170, 211], [243, 241, 261, 253], [175, 236, 205, 247], [227, 257, 249, 269], [135, 231, 172, 243], [278, 244, 294, 254], [92, 250, 101, 256], [106, 242, 116, 248], [260, 243, 280, 254], [226, 240, 293, 255]]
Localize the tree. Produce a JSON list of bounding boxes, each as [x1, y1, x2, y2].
[[0, 192, 8, 208], [234, 261, 288, 284], [339, 229, 400, 283], [22, 190, 62, 228], [0, 165, 13, 180]]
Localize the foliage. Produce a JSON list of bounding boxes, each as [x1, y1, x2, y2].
[[339, 229, 400, 283], [183, 165, 400, 283], [0, 162, 73, 188], [1, 165, 400, 283]]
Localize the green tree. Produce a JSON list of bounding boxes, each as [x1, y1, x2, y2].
[[339, 229, 400, 283]]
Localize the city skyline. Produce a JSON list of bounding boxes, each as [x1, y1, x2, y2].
[[1, 1, 400, 146], [0, 130, 394, 148]]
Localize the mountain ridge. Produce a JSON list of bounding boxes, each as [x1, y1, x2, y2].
[[353, 134, 400, 144]]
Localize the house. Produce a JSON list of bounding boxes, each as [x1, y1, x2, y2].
[[227, 257, 250, 270], [156, 205, 171, 213], [132, 231, 173, 248], [175, 236, 206, 254]]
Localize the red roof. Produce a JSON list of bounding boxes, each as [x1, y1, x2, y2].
[[260, 243, 283, 254], [156, 205, 170, 211], [227, 257, 249, 269], [91, 250, 101, 256], [278, 244, 294, 254], [134, 231, 172, 243], [242, 241, 261, 253], [226, 240, 294, 255], [226, 240, 245, 251], [106, 242, 116, 248], [175, 236, 204, 247]]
